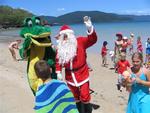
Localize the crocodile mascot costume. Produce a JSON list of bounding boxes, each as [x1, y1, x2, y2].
[[19, 16, 56, 95]]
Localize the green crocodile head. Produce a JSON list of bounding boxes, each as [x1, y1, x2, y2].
[[20, 16, 51, 47]]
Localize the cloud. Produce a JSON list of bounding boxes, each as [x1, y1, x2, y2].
[[57, 8, 65, 11], [19, 7, 26, 10], [119, 9, 150, 15]]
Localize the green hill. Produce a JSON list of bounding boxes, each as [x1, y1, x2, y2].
[[1, 5, 150, 28], [0, 5, 33, 28], [40, 11, 133, 25]]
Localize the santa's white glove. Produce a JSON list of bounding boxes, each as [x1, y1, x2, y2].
[[83, 16, 94, 34], [57, 73, 63, 81]]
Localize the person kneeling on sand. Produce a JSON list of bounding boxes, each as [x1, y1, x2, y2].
[[34, 60, 79, 113], [8, 39, 21, 61]]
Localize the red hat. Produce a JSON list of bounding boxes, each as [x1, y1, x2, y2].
[[116, 32, 123, 38], [59, 25, 74, 35]]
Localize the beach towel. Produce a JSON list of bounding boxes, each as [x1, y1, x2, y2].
[[34, 79, 79, 113]]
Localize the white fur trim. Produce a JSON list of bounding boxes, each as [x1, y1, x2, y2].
[[69, 60, 89, 87], [66, 78, 89, 87], [56, 71, 63, 80], [70, 60, 78, 85], [57, 73, 63, 80], [56, 71, 61, 74], [59, 29, 74, 35], [86, 25, 94, 35]]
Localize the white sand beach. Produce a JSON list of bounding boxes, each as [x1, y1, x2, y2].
[[0, 36, 129, 113]]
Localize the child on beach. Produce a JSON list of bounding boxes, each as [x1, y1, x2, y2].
[[114, 33, 123, 72], [128, 33, 134, 55], [8, 39, 21, 61], [101, 41, 108, 67], [145, 37, 150, 65], [34, 60, 78, 113], [137, 36, 143, 54], [122, 36, 128, 53], [145, 55, 150, 70], [109, 50, 114, 62], [126, 52, 150, 113], [116, 51, 130, 91]]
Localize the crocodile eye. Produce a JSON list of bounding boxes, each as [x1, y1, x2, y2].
[[35, 18, 41, 25], [28, 20, 33, 27]]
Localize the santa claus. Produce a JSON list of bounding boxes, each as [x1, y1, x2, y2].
[[55, 16, 97, 113]]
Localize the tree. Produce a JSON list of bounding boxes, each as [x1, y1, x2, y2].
[[0, 5, 33, 28]]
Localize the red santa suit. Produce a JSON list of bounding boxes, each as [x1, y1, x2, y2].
[[55, 25, 97, 102]]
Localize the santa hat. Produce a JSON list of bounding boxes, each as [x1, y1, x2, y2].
[[59, 25, 74, 35]]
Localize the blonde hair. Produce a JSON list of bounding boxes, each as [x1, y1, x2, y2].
[[132, 52, 143, 62]]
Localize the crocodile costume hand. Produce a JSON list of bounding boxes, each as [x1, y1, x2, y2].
[[19, 17, 56, 95]]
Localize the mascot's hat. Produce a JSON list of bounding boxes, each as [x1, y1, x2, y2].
[[59, 25, 74, 35]]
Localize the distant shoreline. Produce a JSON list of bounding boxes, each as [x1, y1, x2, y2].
[[0, 28, 21, 43], [0, 36, 21, 43], [1, 22, 150, 54], [0, 27, 21, 31]]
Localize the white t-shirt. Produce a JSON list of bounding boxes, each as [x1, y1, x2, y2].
[[109, 51, 114, 57]]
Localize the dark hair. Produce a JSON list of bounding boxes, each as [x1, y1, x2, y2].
[[121, 49, 126, 53], [103, 41, 108, 46], [137, 36, 141, 40], [132, 52, 143, 62], [116, 33, 123, 38], [34, 60, 51, 80]]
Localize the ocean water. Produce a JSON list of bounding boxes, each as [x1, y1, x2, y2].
[[1, 22, 150, 53]]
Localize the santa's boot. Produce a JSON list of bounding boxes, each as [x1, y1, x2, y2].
[[76, 102, 85, 113], [84, 103, 92, 113]]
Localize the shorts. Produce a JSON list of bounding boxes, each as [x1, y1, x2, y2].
[[118, 74, 124, 84], [102, 55, 107, 61], [146, 48, 150, 55]]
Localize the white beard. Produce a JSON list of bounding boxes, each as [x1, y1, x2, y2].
[[57, 32, 77, 65]]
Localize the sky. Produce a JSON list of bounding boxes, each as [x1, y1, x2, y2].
[[1, 0, 150, 16]]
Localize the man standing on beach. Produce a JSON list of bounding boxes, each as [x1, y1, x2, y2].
[[114, 33, 123, 72], [55, 16, 97, 113]]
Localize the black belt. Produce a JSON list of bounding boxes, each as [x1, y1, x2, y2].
[[65, 63, 86, 72]]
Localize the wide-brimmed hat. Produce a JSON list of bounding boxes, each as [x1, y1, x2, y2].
[[116, 33, 123, 38], [123, 36, 128, 40], [130, 33, 134, 37]]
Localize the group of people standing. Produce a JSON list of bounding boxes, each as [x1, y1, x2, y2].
[[101, 32, 150, 70], [100, 33, 134, 67], [100, 31, 150, 113], [9, 16, 97, 113], [8, 15, 150, 113]]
